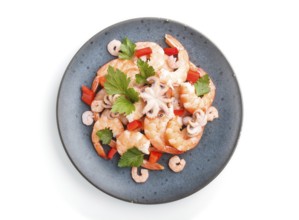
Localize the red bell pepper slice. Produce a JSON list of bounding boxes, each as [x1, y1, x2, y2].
[[164, 47, 179, 56], [81, 85, 94, 96], [127, 120, 143, 131], [135, 47, 152, 58], [174, 109, 185, 116], [81, 85, 95, 106], [149, 151, 163, 163], [187, 70, 200, 84], [107, 148, 118, 160]]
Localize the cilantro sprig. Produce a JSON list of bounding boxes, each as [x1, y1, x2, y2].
[[111, 96, 136, 115], [118, 147, 144, 167], [96, 128, 113, 145], [135, 59, 155, 85], [194, 74, 210, 96], [118, 37, 136, 60], [104, 66, 139, 115]]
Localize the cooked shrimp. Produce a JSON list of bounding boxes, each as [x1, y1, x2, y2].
[[167, 55, 180, 69], [180, 69, 216, 114], [141, 159, 164, 170], [126, 99, 145, 123], [117, 114, 128, 125], [161, 55, 174, 72], [189, 61, 201, 73], [116, 130, 150, 155], [107, 39, 121, 56], [135, 42, 164, 71], [92, 59, 139, 92], [206, 106, 219, 121], [91, 89, 107, 112], [131, 167, 149, 183], [144, 114, 183, 154], [168, 156, 186, 172], [91, 100, 104, 113], [165, 116, 203, 152], [93, 112, 100, 121], [159, 34, 190, 85], [165, 34, 184, 51], [82, 111, 94, 126], [97, 59, 138, 78], [91, 59, 119, 92], [94, 88, 107, 100], [91, 116, 124, 159]]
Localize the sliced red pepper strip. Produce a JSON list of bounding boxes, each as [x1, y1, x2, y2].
[[135, 47, 152, 58], [149, 151, 163, 163], [81, 85, 95, 105], [127, 120, 143, 131], [81, 93, 94, 106], [164, 47, 179, 56], [174, 109, 185, 116], [187, 70, 200, 84], [107, 148, 118, 160], [81, 85, 94, 96]]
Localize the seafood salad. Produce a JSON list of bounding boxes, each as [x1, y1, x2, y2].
[[81, 34, 219, 183]]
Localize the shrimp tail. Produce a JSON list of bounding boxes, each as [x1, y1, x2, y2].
[[151, 144, 184, 155], [91, 75, 100, 93], [165, 34, 185, 50], [142, 160, 164, 170], [93, 142, 107, 159], [163, 145, 184, 155]]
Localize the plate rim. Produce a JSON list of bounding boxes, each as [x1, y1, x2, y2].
[[56, 17, 243, 204]]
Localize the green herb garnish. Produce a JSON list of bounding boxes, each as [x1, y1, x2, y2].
[[135, 59, 155, 85], [118, 147, 144, 167], [96, 128, 113, 145], [104, 66, 139, 115], [118, 37, 136, 60], [111, 96, 136, 115], [194, 74, 210, 96]]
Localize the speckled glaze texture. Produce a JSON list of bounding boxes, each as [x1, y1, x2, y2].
[[57, 18, 243, 204]]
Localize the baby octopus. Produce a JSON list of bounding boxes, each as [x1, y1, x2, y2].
[[140, 76, 173, 118]]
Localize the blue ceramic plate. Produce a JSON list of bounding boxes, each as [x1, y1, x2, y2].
[[57, 18, 242, 204]]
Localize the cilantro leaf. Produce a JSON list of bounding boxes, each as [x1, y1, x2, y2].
[[135, 74, 147, 85], [135, 59, 155, 85], [125, 88, 139, 103], [118, 37, 136, 60], [194, 74, 210, 96], [118, 147, 144, 167], [104, 66, 130, 95], [111, 96, 135, 115], [96, 128, 113, 145], [103, 65, 139, 115], [104, 66, 139, 103]]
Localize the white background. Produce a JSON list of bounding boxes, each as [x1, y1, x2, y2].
[[1, 0, 298, 219]]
